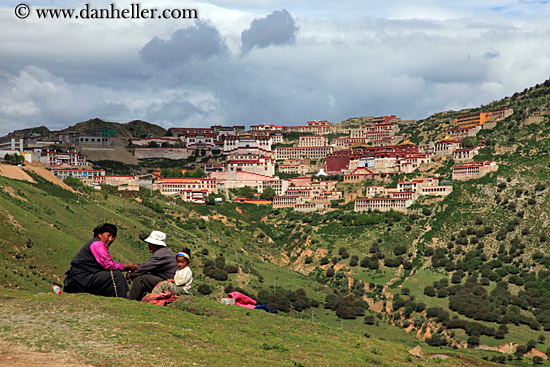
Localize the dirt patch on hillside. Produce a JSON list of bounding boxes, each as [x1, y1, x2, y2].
[[0, 339, 92, 367], [0, 207, 25, 232], [23, 165, 76, 192], [0, 186, 27, 201], [0, 164, 76, 193], [0, 164, 35, 182]]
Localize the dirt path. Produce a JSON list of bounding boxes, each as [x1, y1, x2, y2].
[[0, 340, 92, 367]]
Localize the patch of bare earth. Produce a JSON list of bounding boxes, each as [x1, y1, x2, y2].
[[0, 163, 76, 193], [0, 340, 93, 367], [0, 164, 35, 182], [23, 165, 75, 192], [0, 207, 25, 231], [0, 186, 27, 201], [0, 340, 92, 367], [0, 297, 144, 367]]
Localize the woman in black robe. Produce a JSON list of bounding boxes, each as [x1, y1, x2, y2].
[[63, 223, 137, 298]]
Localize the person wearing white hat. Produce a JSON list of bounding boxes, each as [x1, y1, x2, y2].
[[128, 230, 178, 301]]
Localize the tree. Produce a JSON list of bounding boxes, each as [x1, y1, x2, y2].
[[467, 336, 480, 347], [424, 286, 436, 297], [461, 137, 480, 148], [184, 168, 205, 178], [3, 153, 25, 165], [260, 187, 276, 201], [237, 185, 256, 199], [64, 176, 84, 188], [364, 315, 376, 325]]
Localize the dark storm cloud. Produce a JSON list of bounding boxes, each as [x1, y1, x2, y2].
[[241, 9, 298, 54], [140, 21, 229, 67]]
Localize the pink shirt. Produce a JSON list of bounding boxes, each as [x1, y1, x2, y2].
[[89, 240, 124, 271]]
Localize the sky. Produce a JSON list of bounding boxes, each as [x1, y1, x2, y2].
[[1, 0, 550, 135]]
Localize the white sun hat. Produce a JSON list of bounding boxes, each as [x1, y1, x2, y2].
[[144, 230, 167, 247]]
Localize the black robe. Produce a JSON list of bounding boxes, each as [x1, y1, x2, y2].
[[63, 238, 128, 298]]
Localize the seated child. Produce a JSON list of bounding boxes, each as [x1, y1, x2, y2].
[[151, 249, 193, 296]]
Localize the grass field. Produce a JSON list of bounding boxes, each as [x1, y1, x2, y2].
[[0, 288, 515, 367]]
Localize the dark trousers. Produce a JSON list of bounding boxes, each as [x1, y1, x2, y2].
[[65, 270, 129, 298], [128, 274, 164, 301]]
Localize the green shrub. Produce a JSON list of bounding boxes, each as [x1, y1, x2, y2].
[[197, 284, 212, 295]]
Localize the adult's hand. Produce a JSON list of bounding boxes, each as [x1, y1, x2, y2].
[[124, 262, 138, 272]]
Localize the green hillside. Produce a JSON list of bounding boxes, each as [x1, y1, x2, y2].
[[2, 79, 550, 365]]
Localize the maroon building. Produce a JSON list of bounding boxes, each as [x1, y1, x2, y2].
[[325, 143, 419, 174]]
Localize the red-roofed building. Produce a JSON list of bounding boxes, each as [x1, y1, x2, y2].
[[446, 126, 481, 139], [154, 177, 218, 196], [294, 203, 325, 212], [180, 190, 208, 203], [282, 120, 335, 135], [288, 176, 312, 187], [298, 136, 329, 147], [433, 138, 462, 160], [372, 115, 398, 124], [453, 146, 482, 162], [354, 197, 412, 213], [223, 135, 272, 155], [332, 137, 366, 148], [278, 162, 308, 175], [325, 143, 419, 174], [40, 151, 87, 167], [274, 146, 333, 160], [343, 167, 376, 183], [182, 132, 217, 150], [391, 191, 419, 201], [455, 108, 512, 128], [452, 161, 498, 181], [48, 167, 105, 184], [227, 156, 275, 176], [272, 195, 301, 208]]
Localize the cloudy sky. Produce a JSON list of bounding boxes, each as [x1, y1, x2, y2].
[[1, 0, 550, 135]]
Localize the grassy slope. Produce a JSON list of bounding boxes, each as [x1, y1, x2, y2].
[[2, 80, 550, 365], [0, 288, 499, 367], [0, 171, 503, 366]]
